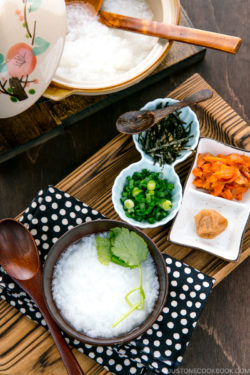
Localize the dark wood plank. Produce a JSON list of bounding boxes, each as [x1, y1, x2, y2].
[[0, 0, 249, 373]]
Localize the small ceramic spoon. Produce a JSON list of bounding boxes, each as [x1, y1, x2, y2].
[[66, 0, 241, 54], [0, 218, 85, 375], [116, 89, 213, 134]]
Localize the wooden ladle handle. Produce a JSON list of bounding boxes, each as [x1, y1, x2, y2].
[[152, 89, 213, 123], [99, 11, 242, 54], [40, 306, 85, 375], [19, 273, 85, 375]]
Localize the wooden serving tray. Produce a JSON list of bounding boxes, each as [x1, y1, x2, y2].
[[0, 73, 249, 375], [56, 73, 250, 287]]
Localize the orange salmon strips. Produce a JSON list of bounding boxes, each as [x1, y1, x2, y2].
[[192, 153, 250, 200]]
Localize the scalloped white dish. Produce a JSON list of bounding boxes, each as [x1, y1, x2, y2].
[[169, 137, 250, 261], [112, 97, 200, 228], [112, 159, 182, 229], [0, 0, 66, 118], [133, 97, 200, 167]]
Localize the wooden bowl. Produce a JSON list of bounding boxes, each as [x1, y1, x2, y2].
[[48, 0, 180, 99], [43, 219, 168, 346]]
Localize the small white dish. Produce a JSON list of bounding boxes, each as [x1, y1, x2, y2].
[[169, 137, 250, 261], [112, 96, 200, 228], [0, 0, 66, 118], [112, 159, 182, 229], [133, 97, 200, 167]]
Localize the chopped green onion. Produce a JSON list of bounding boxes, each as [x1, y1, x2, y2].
[[120, 169, 174, 223], [124, 199, 134, 210], [147, 180, 156, 191], [160, 199, 172, 211], [132, 187, 142, 197]]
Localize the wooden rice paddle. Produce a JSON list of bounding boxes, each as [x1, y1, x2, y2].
[[98, 11, 242, 54], [66, 0, 241, 54], [0, 219, 85, 375]]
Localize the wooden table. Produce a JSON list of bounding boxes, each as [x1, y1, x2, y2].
[[0, 0, 249, 373]]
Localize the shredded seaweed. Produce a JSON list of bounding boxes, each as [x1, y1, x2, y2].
[[138, 102, 194, 165]]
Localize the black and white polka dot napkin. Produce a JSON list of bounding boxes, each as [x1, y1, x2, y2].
[[0, 187, 214, 375]]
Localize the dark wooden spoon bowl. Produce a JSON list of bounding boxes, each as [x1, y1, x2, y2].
[[0, 218, 85, 375], [116, 89, 213, 134]]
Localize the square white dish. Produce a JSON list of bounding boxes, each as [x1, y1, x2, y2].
[[169, 137, 250, 261]]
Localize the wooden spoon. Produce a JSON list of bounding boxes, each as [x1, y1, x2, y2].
[[116, 89, 213, 134], [0, 218, 85, 375], [98, 11, 242, 54], [65, 0, 241, 54]]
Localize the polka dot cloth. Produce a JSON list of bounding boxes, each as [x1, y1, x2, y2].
[[0, 187, 214, 375]]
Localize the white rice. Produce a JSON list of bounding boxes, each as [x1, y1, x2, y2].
[[56, 0, 157, 83], [52, 233, 159, 338]]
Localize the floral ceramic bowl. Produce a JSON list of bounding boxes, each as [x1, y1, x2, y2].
[[0, 0, 66, 118], [112, 97, 200, 228]]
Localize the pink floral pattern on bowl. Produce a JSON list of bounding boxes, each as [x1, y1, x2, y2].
[[0, 0, 66, 118]]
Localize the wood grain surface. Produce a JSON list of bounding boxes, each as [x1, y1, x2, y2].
[[0, 0, 250, 374], [98, 10, 241, 54]]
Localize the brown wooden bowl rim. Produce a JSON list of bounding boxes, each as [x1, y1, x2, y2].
[[42, 219, 168, 346]]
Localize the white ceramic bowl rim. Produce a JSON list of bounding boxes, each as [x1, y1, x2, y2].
[[52, 0, 181, 92], [53, 41, 163, 89]]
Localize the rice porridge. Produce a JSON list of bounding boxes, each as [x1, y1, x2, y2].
[[55, 0, 157, 83], [52, 232, 159, 338]]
